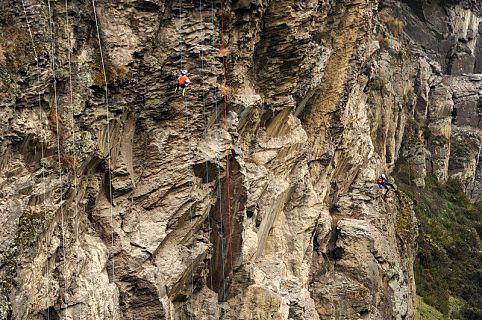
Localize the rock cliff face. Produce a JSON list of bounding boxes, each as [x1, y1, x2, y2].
[[0, 0, 479, 319], [399, 0, 482, 199]]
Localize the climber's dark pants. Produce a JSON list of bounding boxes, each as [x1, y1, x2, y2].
[[175, 83, 187, 94], [380, 182, 396, 195]]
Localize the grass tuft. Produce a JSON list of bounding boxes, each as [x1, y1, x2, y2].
[[380, 13, 404, 35]]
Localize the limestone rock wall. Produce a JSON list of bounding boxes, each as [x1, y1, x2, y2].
[[0, 0, 478, 319], [397, 0, 482, 198]]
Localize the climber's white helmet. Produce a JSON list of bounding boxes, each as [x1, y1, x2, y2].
[[381, 174, 386, 179], [181, 69, 188, 75]]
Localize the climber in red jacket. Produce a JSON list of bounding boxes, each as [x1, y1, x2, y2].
[[175, 69, 191, 96], [377, 174, 396, 196]]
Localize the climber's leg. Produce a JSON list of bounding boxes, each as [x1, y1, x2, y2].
[[381, 183, 390, 196]]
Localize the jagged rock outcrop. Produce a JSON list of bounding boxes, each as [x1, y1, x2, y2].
[[0, 0, 479, 319], [394, 0, 482, 199]]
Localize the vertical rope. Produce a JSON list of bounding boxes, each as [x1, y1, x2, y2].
[[20, 1, 50, 318], [63, 0, 81, 317], [179, 0, 183, 70], [210, 0, 227, 314], [185, 74, 195, 320], [46, 0, 69, 312], [91, 1, 116, 317], [219, 0, 236, 316], [198, 0, 215, 294], [177, 0, 196, 318], [64, 0, 78, 242]]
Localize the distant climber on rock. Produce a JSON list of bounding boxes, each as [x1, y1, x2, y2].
[[377, 174, 396, 196], [175, 69, 191, 96]]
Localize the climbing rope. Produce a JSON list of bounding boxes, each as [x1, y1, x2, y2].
[[45, 0, 70, 312], [20, 1, 50, 318], [199, 0, 215, 291], [185, 71, 195, 320], [208, 0, 229, 312], [63, 0, 82, 317], [209, 0, 228, 314], [179, 0, 183, 69], [176, 0, 195, 317], [91, 0, 116, 314], [64, 0, 79, 241], [219, 0, 236, 315]]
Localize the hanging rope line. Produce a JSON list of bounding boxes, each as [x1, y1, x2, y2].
[[219, 0, 236, 315], [45, 0, 69, 312], [197, 0, 219, 301], [63, 0, 81, 317], [176, 0, 195, 317], [179, 0, 183, 69], [91, 0, 116, 310], [210, 0, 227, 313], [199, 0, 214, 292], [185, 66, 195, 320], [64, 0, 79, 242], [62, 0, 77, 312], [20, 1, 50, 318]]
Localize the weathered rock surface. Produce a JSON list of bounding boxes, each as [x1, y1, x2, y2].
[[384, 0, 482, 198], [0, 0, 479, 319]]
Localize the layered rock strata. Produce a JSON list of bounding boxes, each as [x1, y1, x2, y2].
[[0, 0, 480, 319]]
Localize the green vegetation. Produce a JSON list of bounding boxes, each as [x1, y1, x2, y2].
[[371, 71, 388, 92], [416, 296, 444, 320], [396, 205, 416, 244], [395, 160, 482, 319], [416, 295, 464, 319], [89, 62, 130, 86]]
